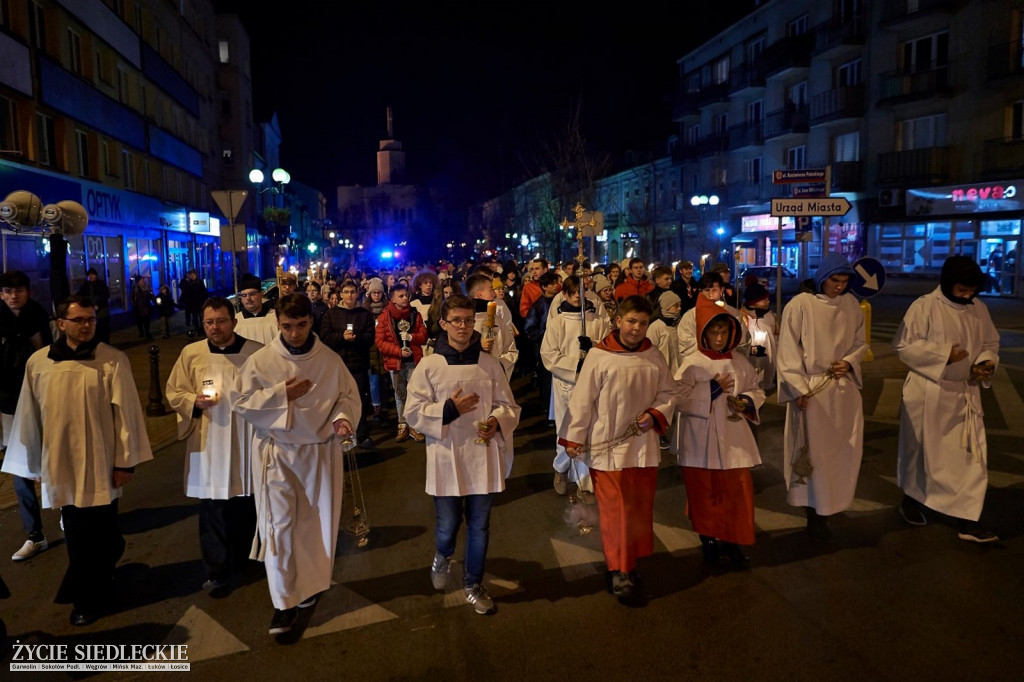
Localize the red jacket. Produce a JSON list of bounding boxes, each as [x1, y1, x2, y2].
[[375, 302, 429, 371], [614, 275, 654, 301], [519, 278, 562, 317]]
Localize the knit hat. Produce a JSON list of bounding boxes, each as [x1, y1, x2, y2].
[[814, 253, 856, 291], [367, 277, 385, 293], [492, 277, 504, 291], [744, 282, 770, 306], [658, 290, 682, 311], [592, 275, 613, 293], [239, 273, 262, 293]]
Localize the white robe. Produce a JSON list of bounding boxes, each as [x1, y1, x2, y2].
[[234, 337, 361, 610], [404, 349, 520, 496], [473, 301, 519, 380], [677, 302, 748, 358], [646, 318, 681, 375], [234, 309, 278, 347], [740, 309, 778, 393], [541, 304, 610, 487], [1, 343, 153, 508], [562, 342, 678, 471], [672, 351, 763, 469], [894, 287, 1000, 520], [165, 338, 262, 499], [777, 292, 867, 515]]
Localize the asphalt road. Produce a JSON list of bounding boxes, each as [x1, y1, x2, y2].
[[1, 290, 1023, 681]]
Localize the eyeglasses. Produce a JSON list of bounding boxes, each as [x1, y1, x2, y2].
[[239, 291, 260, 298], [62, 317, 98, 326], [443, 317, 475, 327], [203, 318, 232, 327]]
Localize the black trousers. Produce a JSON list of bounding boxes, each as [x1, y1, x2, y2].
[[352, 370, 373, 440], [199, 496, 257, 583], [57, 500, 124, 613]]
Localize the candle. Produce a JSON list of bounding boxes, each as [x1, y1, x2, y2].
[[485, 301, 497, 329], [752, 329, 768, 346]]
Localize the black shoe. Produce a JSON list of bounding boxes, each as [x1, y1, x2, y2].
[[957, 521, 999, 544], [721, 542, 750, 570], [70, 609, 97, 627], [269, 607, 297, 635], [358, 437, 376, 450], [805, 509, 834, 543], [610, 571, 634, 598], [898, 494, 927, 527], [699, 535, 722, 565], [202, 578, 230, 599]]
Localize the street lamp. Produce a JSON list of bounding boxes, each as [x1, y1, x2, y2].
[[691, 194, 720, 264], [250, 166, 291, 268]]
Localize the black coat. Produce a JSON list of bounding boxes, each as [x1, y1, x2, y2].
[[319, 305, 375, 374]]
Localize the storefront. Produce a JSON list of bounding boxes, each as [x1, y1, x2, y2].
[[871, 180, 1022, 297]]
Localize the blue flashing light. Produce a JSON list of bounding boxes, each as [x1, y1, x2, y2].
[[381, 251, 393, 259]]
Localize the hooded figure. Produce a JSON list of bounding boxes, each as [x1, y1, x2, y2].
[[672, 295, 764, 567], [892, 256, 1000, 542], [814, 253, 857, 293]]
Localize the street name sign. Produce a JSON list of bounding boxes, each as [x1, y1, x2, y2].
[[771, 197, 851, 217], [773, 169, 828, 183]]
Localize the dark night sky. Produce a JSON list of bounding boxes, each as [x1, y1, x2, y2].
[[211, 2, 754, 204]]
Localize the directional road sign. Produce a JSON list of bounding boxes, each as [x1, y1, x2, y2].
[[850, 256, 886, 298], [773, 169, 828, 183], [771, 197, 851, 217]]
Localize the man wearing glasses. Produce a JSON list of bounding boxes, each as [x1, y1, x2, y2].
[[1, 296, 152, 626], [234, 273, 278, 346], [1, 271, 53, 562], [405, 295, 520, 615]]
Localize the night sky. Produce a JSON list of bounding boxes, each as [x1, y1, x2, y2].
[[211, 2, 754, 204]]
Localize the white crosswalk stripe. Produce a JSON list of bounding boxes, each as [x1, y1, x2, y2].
[[652, 521, 702, 552], [303, 585, 399, 638], [162, 605, 250, 662], [550, 538, 605, 581]]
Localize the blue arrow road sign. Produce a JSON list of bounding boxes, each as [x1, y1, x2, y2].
[[850, 257, 886, 298]]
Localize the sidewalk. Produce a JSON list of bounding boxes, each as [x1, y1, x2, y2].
[[0, 312, 196, 511]]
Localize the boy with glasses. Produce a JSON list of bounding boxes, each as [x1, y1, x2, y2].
[[235, 273, 277, 346], [405, 295, 520, 615]]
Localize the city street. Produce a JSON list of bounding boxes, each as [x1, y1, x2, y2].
[[1, 290, 1023, 681]]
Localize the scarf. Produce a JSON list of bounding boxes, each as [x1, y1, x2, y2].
[[47, 336, 100, 362]]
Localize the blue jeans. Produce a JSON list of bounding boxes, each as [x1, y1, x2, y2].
[[389, 361, 416, 425], [14, 475, 43, 539], [434, 494, 494, 588], [369, 372, 381, 406]]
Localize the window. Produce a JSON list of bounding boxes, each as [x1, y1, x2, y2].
[[837, 59, 862, 87], [134, 2, 142, 34], [0, 0, 10, 28], [746, 37, 765, 64], [833, 131, 860, 162], [76, 129, 89, 177], [67, 28, 82, 74], [713, 54, 730, 85], [35, 112, 55, 166], [117, 66, 129, 104], [899, 113, 947, 150], [142, 158, 151, 193], [787, 145, 806, 169], [222, 148, 234, 165], [788, 14, 808, 37], [220, 90, 231, 116], [161, 167, 169, 195], [689, 173, 699, 195], [686, 124, 700, 145], [102, 140, 111, 175], [745, 157, 762, 184], [748, 99, 763, 123], [96, 49, 112, 83], [218, 39, 229, 64], [176, 172, 183, 202], [716, 112, 728, 135], [789, 82, 807, 107], [29, 1, 45, 50], [902, 32, 948, 73], [0, 96, 17, 153], [1012, 101, 1024, 140], [122, 150, 135, 190]]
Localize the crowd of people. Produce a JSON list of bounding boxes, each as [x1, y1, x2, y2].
[[0, 250, 1002, 635]]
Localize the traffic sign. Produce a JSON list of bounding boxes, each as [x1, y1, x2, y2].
[[773, 169, 827, 184], [850, 257, 886, 298], [211, 190, 248, 222], [771, 197, 851, 217]]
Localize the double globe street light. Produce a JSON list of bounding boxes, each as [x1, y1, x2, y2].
[[691, 194, 721, 268]]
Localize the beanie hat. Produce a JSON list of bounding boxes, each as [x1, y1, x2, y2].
[[592, 275, 612, 293], [744, 282, 770, 306], [367, 277, 385, 293], [239, 273, 262, 292], [814, 253, 856, 291], [658, 290, 682, 311], [492, 277, 504, 291]]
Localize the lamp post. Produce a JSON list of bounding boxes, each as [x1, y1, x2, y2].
[[249, 167, 290, 271], [691, 194, 720, 264]]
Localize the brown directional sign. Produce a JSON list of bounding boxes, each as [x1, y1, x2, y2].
[[770, 197, 851, 217], [773, 169, 827, 183]]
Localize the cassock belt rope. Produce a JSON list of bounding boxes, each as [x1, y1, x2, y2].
[[250, 440, 275, 562], [580, 419, 644, 456], [960, 382, 982, 462]]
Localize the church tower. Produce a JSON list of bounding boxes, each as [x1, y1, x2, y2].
[[376, 107, 406, 185]]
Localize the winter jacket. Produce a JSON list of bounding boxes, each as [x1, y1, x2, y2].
[[375, 302, 428, 371]]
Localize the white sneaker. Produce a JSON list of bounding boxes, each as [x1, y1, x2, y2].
[[12, 538, 47, 561]]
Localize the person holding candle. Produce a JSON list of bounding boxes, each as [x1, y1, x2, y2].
[[672, 295, 764, 569], [404, 294, 520, 615], [739, 279, 778, 394], [166, 296, 262, 596], [464, 273, 519, 381]]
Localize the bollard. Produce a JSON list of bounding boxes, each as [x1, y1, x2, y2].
[[860, 299, 874, 363], [147, 344, 167, 416]]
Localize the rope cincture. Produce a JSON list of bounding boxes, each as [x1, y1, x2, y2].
[[790, 366, 838, 486]]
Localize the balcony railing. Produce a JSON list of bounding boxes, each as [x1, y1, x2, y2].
[[877, 147, 950, 185], [810, 85, 866, 123], [829, 161, 863, 192], [762, 105, 809, 139], [672, 87, 699, 119], [761, 33, 814, 77], [813, 14, 866, 55], [730, 61, 766, 93], [880, 0, 962, 24], [982, 137, 1024, 179], [879, 63, 952, 101], [987, 40, 1024, 81], [728, 120, 765, 150]]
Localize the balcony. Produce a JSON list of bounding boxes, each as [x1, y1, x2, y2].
[[762, 104, 809, 139], [761, 33, 814, 78], [810, 85, 866, 124], [877, 147, 951, 185], [726, 180, 769, 207], [812, 14, 866, 57], [728, 120, 765, 150], [672, 86, 699, 120], [987, 40, 1024, 82], [829, 161, 864, 192], [981, 137, 1024, 180], [694, 80, 731, 107], [730, 62, 766, 94], [880, 0, 963, 25], [878, 63, 952, 103]]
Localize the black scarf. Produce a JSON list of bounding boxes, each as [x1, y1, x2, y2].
[[47, 336, 100, 362]]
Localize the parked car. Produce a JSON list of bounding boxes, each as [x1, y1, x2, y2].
[[739, 265, 803, 300]]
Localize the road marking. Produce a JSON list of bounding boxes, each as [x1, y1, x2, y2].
[[162, 605, 249, 662], [550, 538, 605, 581], [846, 497, 892, 513], [303, 585, 399, 637], [987, 469, 1024, 488], [990, 366, 1024, 434], [440, 565, 522, 608], [652, 522, 702, 552], [753, 508, 806, 532]]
